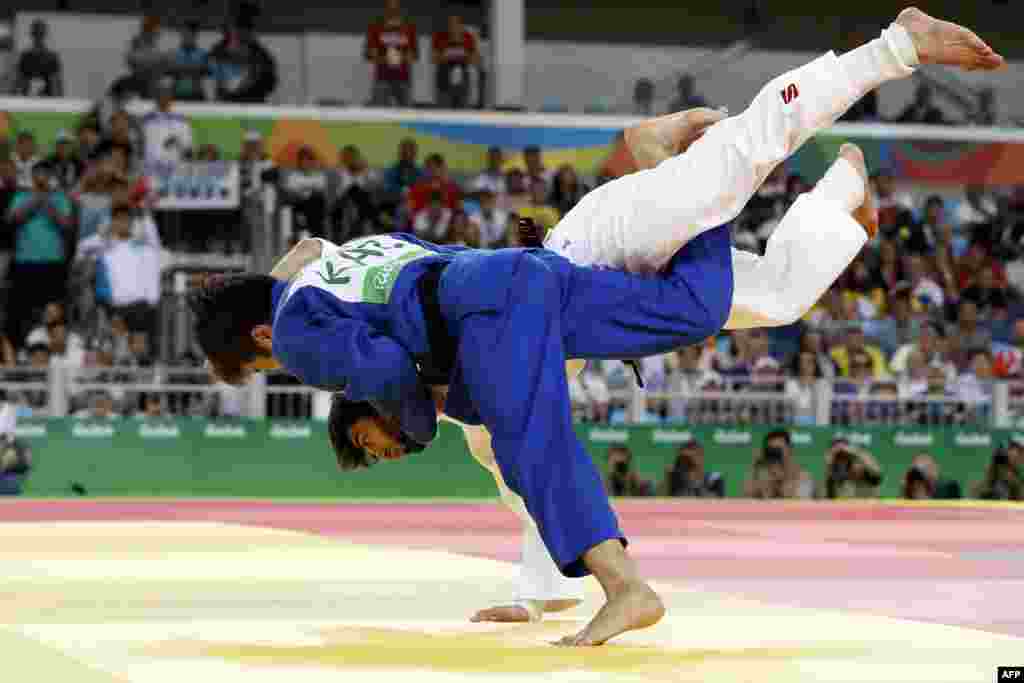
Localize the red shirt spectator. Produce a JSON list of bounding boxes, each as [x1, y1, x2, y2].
[[364, 1, 418, 85], [408, 154, 462, 214], [432, 18, 477, 69]]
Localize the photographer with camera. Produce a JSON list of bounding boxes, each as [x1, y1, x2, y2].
[[970, 446, 1023, 501], [901, 453, 961, 500], [744, 429, 818, 499], [659, 439, 725, 498], [0, 401, 32, 495], [604, 445, 654, 497], [824, 438, 883, 499]]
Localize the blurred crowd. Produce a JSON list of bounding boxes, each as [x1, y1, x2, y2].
[[604, 428, 1024, 502]]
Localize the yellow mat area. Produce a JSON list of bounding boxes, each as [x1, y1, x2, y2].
[[1, 521, 1018, 683]]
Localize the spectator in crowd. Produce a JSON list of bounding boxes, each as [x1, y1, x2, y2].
[[796, 329, 837, 379], [891, 321, 954, 380], [135, 394, 166, 420], [666, 74, 708, 113], [522, 145, 551, 193], [517, 180, 560, 236], [659, 439, 725, 497], [76, 121, 101, 163], [744, 429, 817, 499], [666, 345, 706, 420], [971, 446, 1022, 501], [432, 14, 478, 109], [4, 161, 73, 347], [469, 146, 506, 199], [73, 390, 120, 421], [502, 168, 531, 213], [568, 362, 610, 423], [785, 351, 821, 425], [447, 211, 479, 248], [365, 0, 418, 107], [897, 82, 946, 125], [865, 282, 919, 357], [239, 130, 273, 196], [946, 300, 992, 365], [13, 19, 63, 98], [382, 138, 423, 201], [170, 20, 209, 102], [45, 130, 84, 193], [872, 170, 916, 236], [548, 164, 588, 216], [95, 206, 162, 338], [13, 131, 40, 190], [279, 145, 329, 237], [632, 78, 655, 117], [830, 322, 888, 379], [468, 189, 508, 248], [332, 144, 380, 240], [122, 15, 168, 100], [208, 15, 278, 104], [905, 253, 945, 312], [604, 445, 653, 497], [407, 153, 461, 216], [823, 439, 883, 499], [25, 302, 76, 349], [956, 348, 994, 406], [142, 82, 193, 166], [412, 190, 453, 242], [0, 158, 17, 290]]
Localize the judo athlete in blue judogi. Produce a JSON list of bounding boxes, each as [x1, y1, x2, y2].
[[189, 9, 1003, 646]]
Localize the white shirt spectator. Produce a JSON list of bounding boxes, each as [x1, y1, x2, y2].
[[912, 277, 945, 310], [337, 167, 380, 194], [469, 207, 509, 248], [413, 207, 453, 242], [142, 110, 193, 165], [282, 170, 328, 199], [470, 170, 507, 197], [14, 155, 40, 190], [96, 239, 162, 307]]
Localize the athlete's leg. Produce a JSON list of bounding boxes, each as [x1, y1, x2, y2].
[[725, 144, 874, 328], [455, 419, 585, 623], [442, 252, 663, 645], [547, 8, 1001, 274]]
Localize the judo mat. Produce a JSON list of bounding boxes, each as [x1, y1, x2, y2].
[[2, 498, 1022, 682]]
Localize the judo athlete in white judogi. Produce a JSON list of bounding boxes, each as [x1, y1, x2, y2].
[[427, 8, 1005, 627], [253, 7, 1002, 643]]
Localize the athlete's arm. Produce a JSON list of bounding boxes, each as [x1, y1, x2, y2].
[[273, 289, 422, 405]]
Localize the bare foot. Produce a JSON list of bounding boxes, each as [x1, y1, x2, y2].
[[837, 143, 878, 239], [553, 581, 664, 647], [895, 7, 1005, 71], [624, 107, 728, 170]]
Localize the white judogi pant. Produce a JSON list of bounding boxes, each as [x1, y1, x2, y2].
[[455, 31, 918, 613]]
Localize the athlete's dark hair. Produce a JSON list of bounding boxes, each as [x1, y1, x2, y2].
[[188, 274, 277, 385]]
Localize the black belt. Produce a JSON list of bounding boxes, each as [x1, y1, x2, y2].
[[415, 266, 457, 385]]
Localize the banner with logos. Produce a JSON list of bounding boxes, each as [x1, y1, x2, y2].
[[145, 161, 240, 210], [4, 100, 1024, 185], [14, 419, 1009, 499]]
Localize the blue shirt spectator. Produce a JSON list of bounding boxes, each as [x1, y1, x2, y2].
[[9, 190, 72, 264]]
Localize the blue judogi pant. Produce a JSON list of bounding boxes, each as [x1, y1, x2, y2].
[[438, 226, 733, 576]]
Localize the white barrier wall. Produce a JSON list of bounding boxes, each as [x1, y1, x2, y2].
[[12, 11, 1024, 121]]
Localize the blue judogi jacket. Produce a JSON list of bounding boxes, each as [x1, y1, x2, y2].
[[270, 234, 467, 443]]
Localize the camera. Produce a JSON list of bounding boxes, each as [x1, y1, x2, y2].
[[906, 465, 929, 484], [614, 460, 630, 476], [993, 449, 1010, 467], [829, 448, 857, 482], [761, 445, 785, 466]]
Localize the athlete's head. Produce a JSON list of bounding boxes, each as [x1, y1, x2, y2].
[[189, 274, 280, 385], [328, 395, 424, 470]]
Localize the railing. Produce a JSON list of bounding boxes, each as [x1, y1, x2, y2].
[[5, 366, 1004, 427]]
